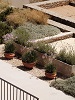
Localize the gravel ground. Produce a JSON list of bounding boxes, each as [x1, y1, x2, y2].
[[0, 44, 65, 85]]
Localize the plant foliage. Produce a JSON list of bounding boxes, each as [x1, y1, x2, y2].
[[0, 21, 12, 44], [45, 63, 56, 73], [56, 49, 75, 65], [51, 76, 75, 97], [14, 27, 30, 46], [4, 42, 15, 53], [34, 42, 55, 55], [0, 7, 13, 21], [23, 22, 61, 40], [6, 8, 49, 26], [22, 50, 37, 63]]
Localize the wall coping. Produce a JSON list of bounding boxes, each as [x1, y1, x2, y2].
[[30, 32, 73, 43]]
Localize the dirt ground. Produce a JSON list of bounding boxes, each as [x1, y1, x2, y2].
[[0, 44, 55, 84]]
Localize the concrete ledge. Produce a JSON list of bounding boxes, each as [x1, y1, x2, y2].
[[30, 32, 73, 44], [47, 19, 75, 32]]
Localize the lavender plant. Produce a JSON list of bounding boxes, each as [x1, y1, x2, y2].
[[2, 33, 16, 43]]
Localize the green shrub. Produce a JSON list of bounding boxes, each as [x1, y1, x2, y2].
[[56, 49, 66, 63], [51, 76, 75, 97], [34, 42, 55, 55], [12, 22, 60, 46], [56, 49, 75, 65], [0, 7, 13, 21], [45, 63, 56, 73], [14, 27, 30, 46], [22, 50, 37, 63], [23, 22, 61, 40], [4, 42, 15, 53], [0, 21, 12, 44]]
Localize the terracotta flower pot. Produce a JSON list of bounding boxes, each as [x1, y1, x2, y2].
[[4, 53, 15, 59], [22, 61, 36, 69], [45, 72, 56, 79]]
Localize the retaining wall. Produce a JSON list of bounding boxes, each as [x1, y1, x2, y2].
[[39, 0, 69, 9], [53, 59, 75, 77]]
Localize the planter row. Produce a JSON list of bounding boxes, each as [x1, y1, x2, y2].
[[37, 52, 75, 77], [14, 42, 75, 77]]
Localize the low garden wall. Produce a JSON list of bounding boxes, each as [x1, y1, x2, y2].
[[53, 59, 75, 77], [13, 42, 33, 55], [36, 54, 75, 77], [39, 0, 69, 9]]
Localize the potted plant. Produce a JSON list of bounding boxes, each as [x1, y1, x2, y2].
[[22, 50, 37, 69], [45, 63, 57, 79], [4, 42, 15, 59]]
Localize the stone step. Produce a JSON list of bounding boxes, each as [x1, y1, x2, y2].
[[47, 19, 75, 33], [51, 14, 75, 28]]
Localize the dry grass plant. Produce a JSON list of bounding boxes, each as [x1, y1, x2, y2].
[[6, 8, 49, 26]]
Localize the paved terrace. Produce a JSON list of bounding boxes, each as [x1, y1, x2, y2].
[[23, 0, 75, 32], [0, 60, 75, 100]]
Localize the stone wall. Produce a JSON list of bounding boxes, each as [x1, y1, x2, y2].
[[39, 0, 69, 9], [70, 0, 75, 3], [53, 59, 75, 77]]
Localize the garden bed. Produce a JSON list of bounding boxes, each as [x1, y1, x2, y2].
[[23, 22, 61, 40]]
